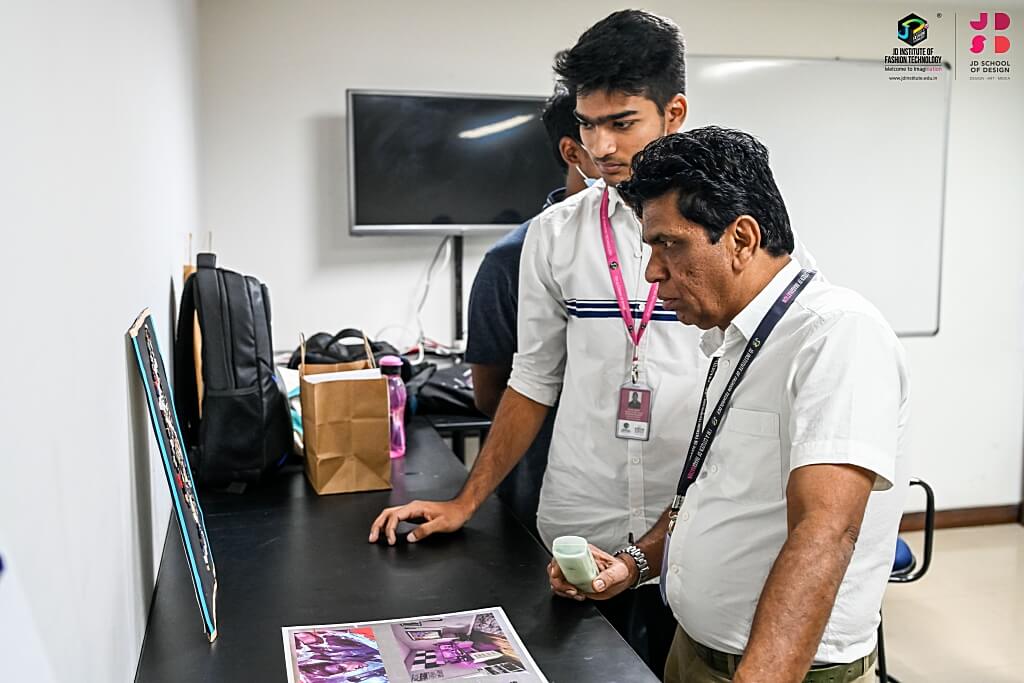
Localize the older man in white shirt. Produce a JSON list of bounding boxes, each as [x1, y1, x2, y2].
[[549, 127, 910, 683]]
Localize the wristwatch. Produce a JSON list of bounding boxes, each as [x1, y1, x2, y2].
[[615, 544, 650, 589]]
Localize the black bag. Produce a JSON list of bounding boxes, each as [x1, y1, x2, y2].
[[174, 253, 293, 486], [416, 364, 485, 416], [287, 329, 412, 381]]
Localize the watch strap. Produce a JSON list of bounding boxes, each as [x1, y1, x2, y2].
[[615, 544, 650, 589]]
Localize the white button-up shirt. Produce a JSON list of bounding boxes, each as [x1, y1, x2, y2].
[[509, 181, 818, 555], [663, 259, 910, 664]]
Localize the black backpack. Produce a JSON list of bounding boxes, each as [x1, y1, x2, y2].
[[174, 253, 292, 486]]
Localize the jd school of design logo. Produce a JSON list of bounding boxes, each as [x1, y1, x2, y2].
[[898, 13, 929, 45], [969, 12, 1011, 53]]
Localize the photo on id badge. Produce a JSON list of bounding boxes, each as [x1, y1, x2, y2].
[[616, 384, 652, 441]]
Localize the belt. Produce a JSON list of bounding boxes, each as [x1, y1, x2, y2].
[[688, 634, 877, 682]]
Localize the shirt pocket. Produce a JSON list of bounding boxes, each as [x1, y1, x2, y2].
[[714, 407, 784, 504]]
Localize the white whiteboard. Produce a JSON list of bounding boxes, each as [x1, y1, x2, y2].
[[686, 57, 950, 336]]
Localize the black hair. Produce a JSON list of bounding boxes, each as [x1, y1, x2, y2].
[[540, 87, 581, 171], [553, 9, 686, 110], [619, 126, 794, 256]]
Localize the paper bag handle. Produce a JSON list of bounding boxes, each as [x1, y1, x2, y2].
[[362, 333, 376, 369]]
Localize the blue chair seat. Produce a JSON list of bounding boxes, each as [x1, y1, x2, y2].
[[891, 537, 916, 575]]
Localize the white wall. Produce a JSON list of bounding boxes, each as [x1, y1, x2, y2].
[[0, 1, 198, 680], [198, 0, 1023, 512]]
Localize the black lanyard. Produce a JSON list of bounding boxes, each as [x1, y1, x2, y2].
[[669, 268, 817, 527]]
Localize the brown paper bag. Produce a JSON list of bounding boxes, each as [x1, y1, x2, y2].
[[298, 335, 391, 494]]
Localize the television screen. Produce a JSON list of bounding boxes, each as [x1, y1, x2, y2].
[[348, 90, 565, 235]]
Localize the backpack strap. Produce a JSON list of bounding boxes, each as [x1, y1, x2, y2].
[[174, 271, 201, 448], [193, 253, 234, 390], [245, 275, 274, 374]]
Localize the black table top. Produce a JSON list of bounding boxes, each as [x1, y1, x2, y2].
[[135, 419, 657, 682]]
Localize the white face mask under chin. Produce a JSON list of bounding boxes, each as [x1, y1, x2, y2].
[[575, 164, 599, 188]]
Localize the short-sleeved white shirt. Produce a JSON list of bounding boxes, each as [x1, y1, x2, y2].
[[662, 259, 911, 664]]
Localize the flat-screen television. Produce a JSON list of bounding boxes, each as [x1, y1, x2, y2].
[[347, 89, 565, 235]]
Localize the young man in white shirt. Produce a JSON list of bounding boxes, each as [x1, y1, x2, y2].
[[549, 127, 910, 683], [370, 10, 816, 673]]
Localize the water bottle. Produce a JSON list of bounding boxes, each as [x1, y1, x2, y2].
[[379, 356, 406, 459]]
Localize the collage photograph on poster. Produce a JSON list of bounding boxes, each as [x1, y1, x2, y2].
[[283, 608, 547, 683], [288, 627, 387, 683], [391, 611, 528, 680]]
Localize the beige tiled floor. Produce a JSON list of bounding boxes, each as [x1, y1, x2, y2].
[[881, 524, 1024, 682]]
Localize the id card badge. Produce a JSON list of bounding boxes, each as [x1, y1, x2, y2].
[[616, 382, 652, 441]]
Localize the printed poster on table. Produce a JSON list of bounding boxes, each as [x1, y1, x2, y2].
[[282, 607, 547, 683]]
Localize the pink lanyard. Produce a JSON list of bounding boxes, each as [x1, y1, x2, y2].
[[600, 188, 659, 374]]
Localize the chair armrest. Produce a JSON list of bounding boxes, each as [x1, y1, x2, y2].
[[891, 477, 935, 583]]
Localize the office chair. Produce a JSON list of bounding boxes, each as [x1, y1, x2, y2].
[[877, 478, 935, 682]]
